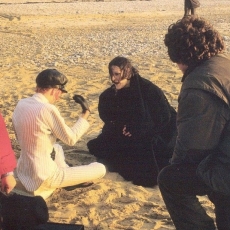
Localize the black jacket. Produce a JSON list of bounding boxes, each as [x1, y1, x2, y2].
[[98, 74, 176, 144], [172, 54, 230, 164]]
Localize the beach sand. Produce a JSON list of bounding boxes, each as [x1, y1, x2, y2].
[[0, 0, 230, 229]]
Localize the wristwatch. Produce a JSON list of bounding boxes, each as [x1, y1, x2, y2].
[[1, 172, 14, 179]]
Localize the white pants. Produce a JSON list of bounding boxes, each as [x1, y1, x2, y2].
[[35, 144, 106, 192]]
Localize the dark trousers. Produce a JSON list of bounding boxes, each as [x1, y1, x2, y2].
[[184, 0, 200, 16], [158, 163, 230, 230]]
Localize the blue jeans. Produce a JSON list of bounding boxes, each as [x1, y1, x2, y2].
[[158, 163, 230, 230]]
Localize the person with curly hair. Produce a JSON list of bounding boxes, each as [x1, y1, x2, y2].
[[157, 16, 230, 229], [184, 0, 200, 16]]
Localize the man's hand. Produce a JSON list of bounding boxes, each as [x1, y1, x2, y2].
[[1, 175, 16, 194], [73, 95, 90, 113]]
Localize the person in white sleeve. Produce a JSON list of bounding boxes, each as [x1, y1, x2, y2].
[[12, 69, 106, 196]]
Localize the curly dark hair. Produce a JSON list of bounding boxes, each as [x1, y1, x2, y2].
[[164, 16, 225, 67], [108, 56, 139, 80]]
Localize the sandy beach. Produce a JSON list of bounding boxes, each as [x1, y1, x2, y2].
[[0, 0, 230, 229]]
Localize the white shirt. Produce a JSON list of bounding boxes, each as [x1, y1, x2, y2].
[[12, 93, 89, 191]]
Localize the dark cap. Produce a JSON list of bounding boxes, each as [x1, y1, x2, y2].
[[36, 69, 68, 93]]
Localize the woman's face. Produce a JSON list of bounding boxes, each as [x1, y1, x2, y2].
[[110, 65, 130, 90]]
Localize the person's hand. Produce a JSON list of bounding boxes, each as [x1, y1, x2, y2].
[[73, 95, 90, 113], [1, 175, 16, 194], [122, 125, 132, 137], [81, 110, 90, 120]]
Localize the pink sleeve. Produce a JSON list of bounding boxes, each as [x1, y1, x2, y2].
[[0, 113, 17, 176]]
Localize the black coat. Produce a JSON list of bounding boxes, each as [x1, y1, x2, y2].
[[87, 74, 177, 187], [98, 74, 176, 144]]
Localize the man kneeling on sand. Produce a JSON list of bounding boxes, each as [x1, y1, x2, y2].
[[12, 69, 106, 197]]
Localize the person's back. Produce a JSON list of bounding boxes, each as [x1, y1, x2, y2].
[[13, 94, 60, 190], [158, 16, 230, 230]]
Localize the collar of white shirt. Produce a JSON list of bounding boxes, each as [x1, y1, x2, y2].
[[33, 93, 49, 103]]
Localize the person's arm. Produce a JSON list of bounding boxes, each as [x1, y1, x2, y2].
[[172, 89, 229, 164], [43, 105, 90, 146], [98, 89, 114, 123], [81, 110, 90, 120], [0, 113, 17, 194]]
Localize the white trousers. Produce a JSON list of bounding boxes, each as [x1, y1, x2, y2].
[[35, 144, 106, 193]]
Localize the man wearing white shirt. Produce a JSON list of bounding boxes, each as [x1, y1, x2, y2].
[[12, 69, 106, 196]]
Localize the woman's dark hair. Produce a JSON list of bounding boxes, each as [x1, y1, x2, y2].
[[164, 16, 225, 67], [108, 56, 139, 80]]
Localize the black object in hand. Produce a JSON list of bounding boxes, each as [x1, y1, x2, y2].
[[73, 95, 90, 113]]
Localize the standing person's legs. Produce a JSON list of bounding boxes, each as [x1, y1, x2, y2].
[[208, 192, 230, 230], [184, 0, 192, 16], [158, 164, 216, 230], [190, 0, 200, 15], [191, 7, 196, 15]]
